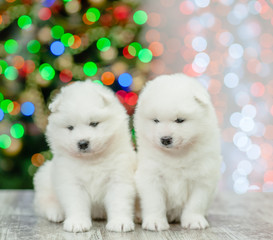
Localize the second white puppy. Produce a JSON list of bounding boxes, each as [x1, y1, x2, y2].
[[134, 74, 222, 231], [34, 81, 136, 233]]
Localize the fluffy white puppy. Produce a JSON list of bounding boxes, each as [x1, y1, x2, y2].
[[34, 81, 136, 233], [134, 74, 222, 231]]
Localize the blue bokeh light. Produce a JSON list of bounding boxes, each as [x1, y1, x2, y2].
[[0, 109, 4, 121], [42, 0, 56, 7], [50, 41, 65, 56], [118, 73, 133, 87], [21, 102, 35, 116]]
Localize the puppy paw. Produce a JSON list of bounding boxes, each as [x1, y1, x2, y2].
[[106, 218, 135, 232], [181, 214, 209, 230], [142, 217, 169, 231], [46, 207, 65, 223], [63, 216, 92, 233]]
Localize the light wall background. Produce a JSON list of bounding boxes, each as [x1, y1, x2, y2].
[[140, 0, 273, 193]]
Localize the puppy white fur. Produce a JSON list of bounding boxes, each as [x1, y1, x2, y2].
[[134, 74, 222, 231], [33, 81, 136, 233]]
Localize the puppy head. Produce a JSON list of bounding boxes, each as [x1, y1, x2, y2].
[[135, 74, 215, 151], [46, 81, 126, 158]]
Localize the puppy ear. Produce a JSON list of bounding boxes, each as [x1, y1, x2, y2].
[[194, 89, 210, 107], [48, 92, 62, 113], [101, 94, 112, 106], [95, 86, 113, 106]]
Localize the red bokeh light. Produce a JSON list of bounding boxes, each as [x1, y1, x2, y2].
[[59, 69, 73, 83], [38, 8, 52, 21]]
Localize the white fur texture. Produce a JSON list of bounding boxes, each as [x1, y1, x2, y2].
[[134, 74, 222, 231], [33, 81, 136, 233]]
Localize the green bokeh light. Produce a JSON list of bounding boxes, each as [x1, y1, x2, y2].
[[10, 123, 24, 139], [97, 38, 111, 52], [18, 15, 32, 29], [61, 33, 74, 47], [27, 40, 41, 53], [39, 63, 55, 81], [131, 128, 136, 145], [0, 60, 8, 74], [1, 99, 14, 113], [4, 39, 18, 54], [86, 8, 100, 22], [138, 48, 153, 63], [0, 134, 11, 149], [133, 10, 148, 25], [4, 66, 18, 81], [128, 42, 142, 56], [0, 93, 3, 103], [83, 62, 97, 76], [51, 25, 64, 39], [93, 80, 103, 85]]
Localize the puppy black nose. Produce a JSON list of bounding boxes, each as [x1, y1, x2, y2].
[[160, 136, 173, 146], [78, 140, 89, 150]]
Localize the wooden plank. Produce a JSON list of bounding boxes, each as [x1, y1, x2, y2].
[[0, 191, 273, 240]]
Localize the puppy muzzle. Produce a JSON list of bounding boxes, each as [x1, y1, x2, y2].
[[160, 136, 173, 147], [78, 140, 90, 152]]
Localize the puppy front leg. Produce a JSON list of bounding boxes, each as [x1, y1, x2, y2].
[[104, 182, 135, 232], [136, 175, 169, 231], [56, 185, 92, 233], [181, 182, 215, 230]]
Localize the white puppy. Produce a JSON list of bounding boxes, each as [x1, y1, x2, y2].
[[33, 81, 136, 233], [134, 74, 222, 231]]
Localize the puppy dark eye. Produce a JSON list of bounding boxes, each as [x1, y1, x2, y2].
[[175, 118, 185, 123], [153, 119, 160, 123], [90, 122, 99, 127], [67, 125, 74, 131]]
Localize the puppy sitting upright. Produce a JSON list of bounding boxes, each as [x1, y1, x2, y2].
[[34, 81, 136, 233], [134, 74, 222, 231]]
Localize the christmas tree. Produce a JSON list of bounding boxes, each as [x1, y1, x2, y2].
[[0, 0, 151, 189]]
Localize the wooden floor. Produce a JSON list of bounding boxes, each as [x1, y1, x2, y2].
[[0, 190, 273, 240]]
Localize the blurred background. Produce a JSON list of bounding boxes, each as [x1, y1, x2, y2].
[[0, 0, 272, 193]]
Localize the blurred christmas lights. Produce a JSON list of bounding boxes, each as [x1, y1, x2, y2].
[[39, 63, 55, 81], [4, 39, 18, 54], [17, 15, 32, 29], [0, 109, 4, 121], [101, 72, 115, 85], [0, 0, 272, 192], [27, 40, 41, 54], [10, 124, 24, 139], [118, 73, 133, 87], [133, 10, 148, 25], [83, 62, 97, 77], [86, 7, 101, 22], [21, 102, 35, 116], [50, 41, 65, 56], [51, 25, 64, 39], [0, 135, 11, 149], [97, 38, 111, 52]]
